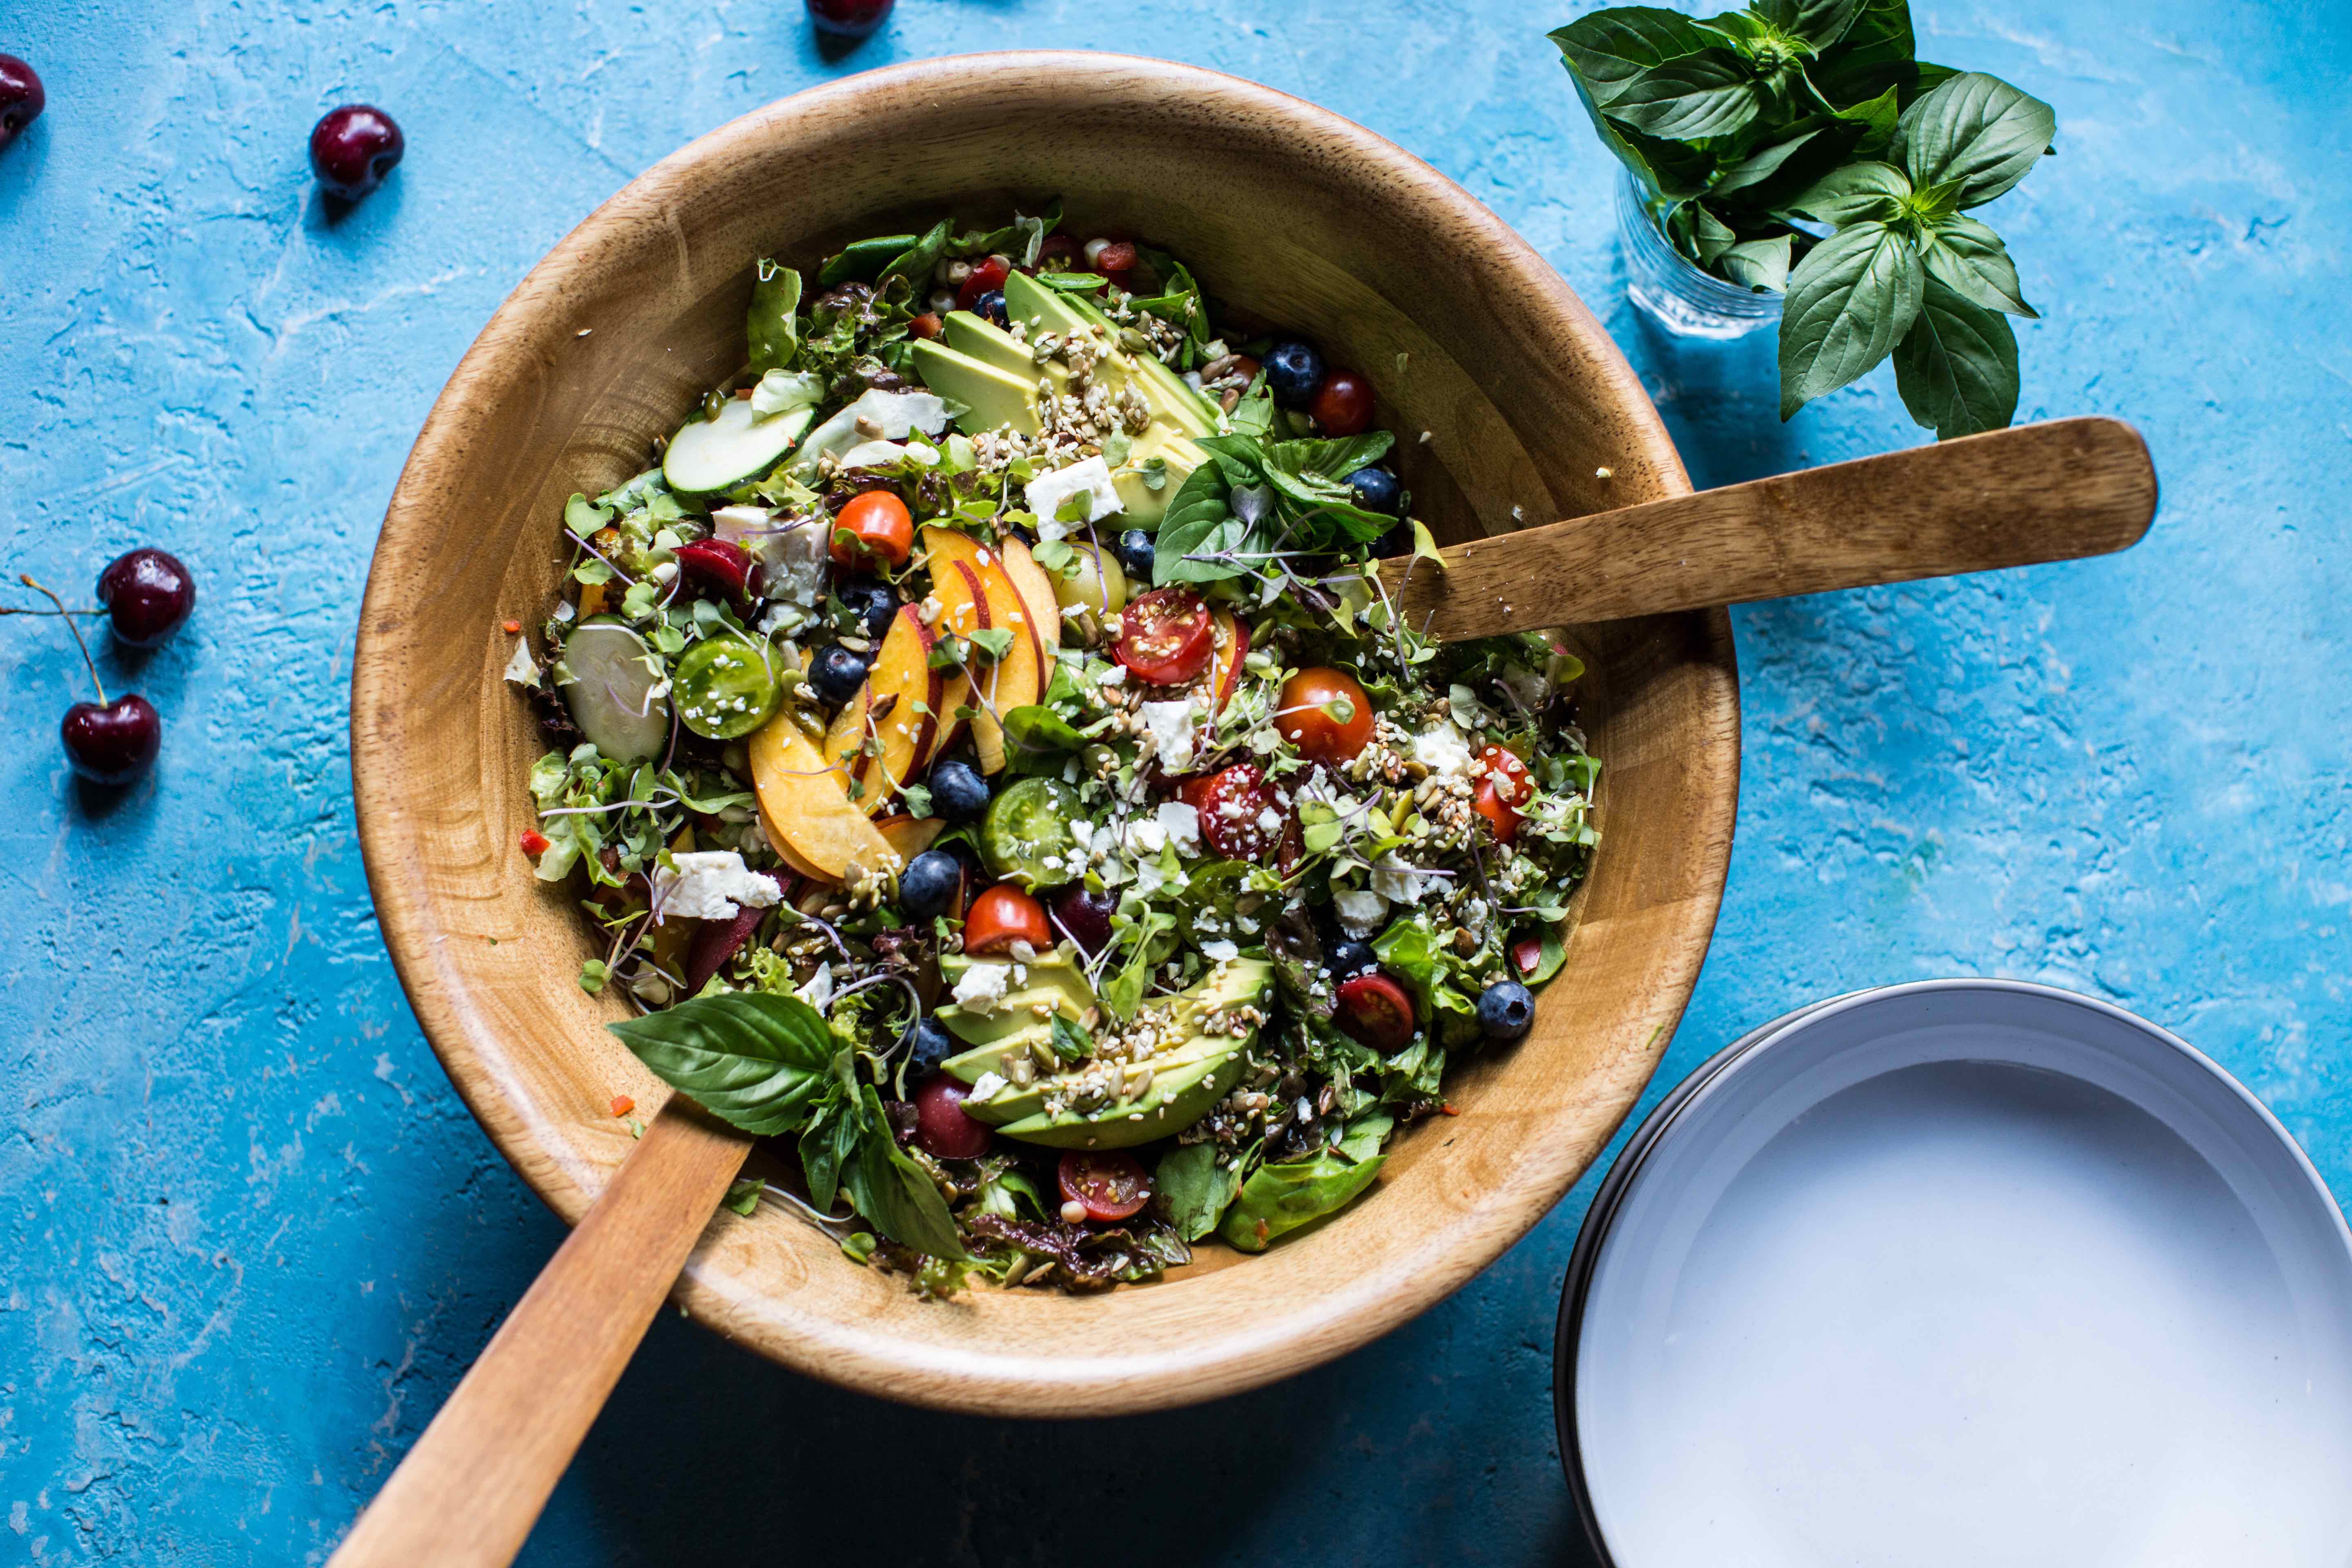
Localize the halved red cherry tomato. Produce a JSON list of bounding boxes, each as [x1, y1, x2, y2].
[[914, 1076, 993, 1160], [908, 312, 943, 340], [1335, 971, 1417, 1053], [963, 883, 1050, 955], [1114, 587, 1214, 686], [1058, 1149, 1150, 1222], [1472, 744, 1534, 845], [1033, 232, 1078, 269], [1310, 370, 1375, 436], [829, 490, 913, 568], [1090, 240, 1138, 284], [957, 256, 1011, 312], [1185, 763, 1283, 860], [1277, 667, 1374, 766], [1512, 936, 1546, 977]]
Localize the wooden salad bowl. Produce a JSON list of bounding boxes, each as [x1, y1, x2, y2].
[[349, 52, 1739, 1419]]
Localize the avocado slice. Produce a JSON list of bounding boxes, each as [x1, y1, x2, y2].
[[1112, 423, 1208, 527], [934, 951, 1096, 1058], [1002, 272, 1220, 442], [940, 311, 1050, 383], [953, 958, 1274, 1149], [911, 340, 1040, 436]]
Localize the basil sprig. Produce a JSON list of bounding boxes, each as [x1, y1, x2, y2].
[[1551, 3, 2054, 437], [609, 993, 966, 1259]]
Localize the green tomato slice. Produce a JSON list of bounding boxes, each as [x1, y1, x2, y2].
[[981, 777, 1082, 890], [672, 635, 780, 739]]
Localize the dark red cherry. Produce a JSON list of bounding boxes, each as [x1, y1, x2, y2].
[[673, 538, 755, 603], [96, 548, 196, 648], [0, 55, 42, 151], [63, 696, 161, 785], [1048, 884, 1115, 958], [308, 105, 404, 200], [806, 0, 893, 38]]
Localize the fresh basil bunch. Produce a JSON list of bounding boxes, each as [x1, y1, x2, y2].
[[1550, 1, 2056, 438]]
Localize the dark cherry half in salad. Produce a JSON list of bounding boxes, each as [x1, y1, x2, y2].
[[0, 54, 42, 150], [309, 104, 404, 200]]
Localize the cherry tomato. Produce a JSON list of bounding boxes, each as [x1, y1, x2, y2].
[[957, 256, 1011, 312], [1310, 370, 1375, 436], [1091, 240, 1138, 283], [913, 1076, 993, 1160], [1335, 971, 1417, 1053], [829, 490, 913, 568], [519, 829, 551, 858], [1034, 232, 1078, 269], [908, 312, 943, 340], [1186, 764, 1283, 861], [1277, 667, 1374, 766], [963, 882, 1051, 955], [1472, 744, 1534, 845], [1058, 1149, 1150, 1222], [1114, 587, 1214, 686]]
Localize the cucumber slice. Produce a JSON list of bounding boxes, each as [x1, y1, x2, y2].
[[662, 401, 815, 494], [556, 616, 672, 762], [980, 777, 1082, 890], [672, 635, 780, 740]]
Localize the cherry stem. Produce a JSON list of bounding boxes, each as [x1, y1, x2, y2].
[[0, 605, 102, 617], [19, 575, 105, 706]]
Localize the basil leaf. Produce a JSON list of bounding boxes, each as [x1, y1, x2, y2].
[[1922, 213, 2036, 317], [1220, 1148, 1386, 1253], [816, 233, 916, 288], [1154, 466, 1249, 584], [1893, 71, 2055, 209], [1893, 274, 2018, 439], [1571, 75, 1721, 200], [1784, 159, 1911, 225], [1831, 83, 1902, 159], [841, 1085, 966, 1258], [1773, 0, 1870, 48], [1261, 445, 1395, 543], [1278, 430, 1394, 480], [1224, 379, 1277, 441], [1192, 431, 1267, 488], [1691, 203, 1739, 265], [1709, 129, 1824, 197], [1549, 9, 1720, 100], [1777, 218, 1923, 419], [1156, 1141, 1248, 1242], [1552, 10, 1760, 142], [607, 993, 837, 1137], [1806, 0, 1918, 107], [1718, 233, 1794, 292], [1608, 49, 1762, 141], [798, 1093, 858, 1214], [746, 260, 802, 375]]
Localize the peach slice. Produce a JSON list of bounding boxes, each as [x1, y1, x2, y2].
[[875, 814, 946, 864], [772, 833, 837, 886], [922, 527, 1046, 773], [999, 536, 1063, 658], [820, 604, 946, 815], [748, 714, 902, 883], [1207, 608, 1250, 716]]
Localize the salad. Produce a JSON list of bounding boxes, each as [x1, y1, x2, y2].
[[507, 207, 1599, 1294]]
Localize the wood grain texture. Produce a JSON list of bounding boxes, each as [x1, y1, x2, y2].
[[327, 1103, 750, 1568], [347, 52, 1740, 1419], [1383, 417, 2158, 639]]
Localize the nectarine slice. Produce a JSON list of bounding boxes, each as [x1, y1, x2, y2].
[[747, 714, 902, 882], [923, 528, 1046, 773]]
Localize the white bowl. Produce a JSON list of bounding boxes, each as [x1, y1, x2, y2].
[[1557, 980, 2352, 1568]]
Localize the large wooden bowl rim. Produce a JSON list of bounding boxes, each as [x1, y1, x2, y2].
[[352, 52, 1738, 1417]]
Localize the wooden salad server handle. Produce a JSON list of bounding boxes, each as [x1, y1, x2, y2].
[[1383, 416, 2157, 640], [328, 1101, 751, 1568]]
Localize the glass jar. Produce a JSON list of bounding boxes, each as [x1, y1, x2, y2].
[[1614, 166, 1782, 340]]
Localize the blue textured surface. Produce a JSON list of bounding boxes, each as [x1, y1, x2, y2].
[[4, 2, 2347, 1562]]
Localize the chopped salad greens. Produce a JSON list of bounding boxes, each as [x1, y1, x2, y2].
[[506, 207, 1600, 1294]]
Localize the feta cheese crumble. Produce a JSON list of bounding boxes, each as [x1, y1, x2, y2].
[[1140, 697, 1201, 772], [1024, 456, 1121, 539], [650, 851, 782, 925], [951, 960, 1013, 1014], [1156, 801, 1201, 857], [1333, 887, 1390, 938], [1412, 720, 1475, 780]]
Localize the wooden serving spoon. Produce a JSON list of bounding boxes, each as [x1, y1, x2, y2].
[[327, 414, 2154, 1568]]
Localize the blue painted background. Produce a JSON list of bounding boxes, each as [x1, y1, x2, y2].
[[4, 1, 2346, 1562]]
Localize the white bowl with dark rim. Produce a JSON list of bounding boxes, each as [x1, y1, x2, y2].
[[1555, 980, 2352, 1567]]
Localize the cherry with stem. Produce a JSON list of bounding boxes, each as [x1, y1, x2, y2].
[[22, 574, 163, 785]]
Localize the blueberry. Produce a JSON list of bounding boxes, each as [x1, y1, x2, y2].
[[809, 643, 870, 706], [974, 290, 1009, 328], [928, 757, 991, 822], [899, 849, 962, 920], [1262, 341, 1326, 410], [1327, 940, 1377, 981], [1372, 523, 1414, 559], [1477, 979, 1535, 1042], [837, 577, 898, 640], [1115, 528, 1156, 586], [1345, 466, 1404, 517], [902, 1016, 956, 1081]]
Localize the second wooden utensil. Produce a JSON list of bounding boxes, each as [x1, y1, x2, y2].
[[1382, 416, 2155, 641]]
